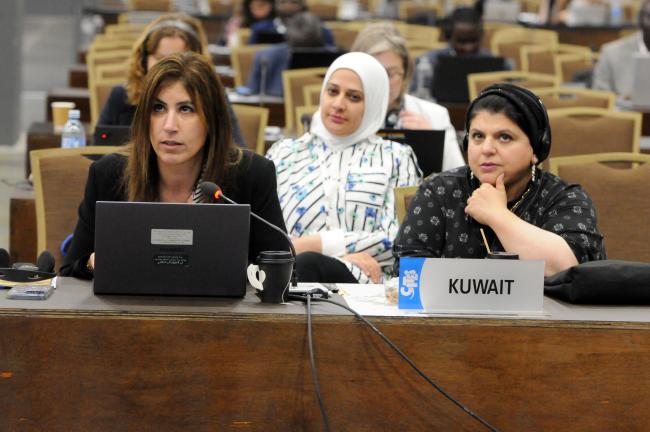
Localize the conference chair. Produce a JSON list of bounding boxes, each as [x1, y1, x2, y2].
[[127, 0, 173, 11], [236, 28, 252, 46], [325, 25, 359, 51], [396, 23, 441, 45], [104, 23, 148, 36], [302, 84, 322, 107], [491, 27, 559, 70], [87, 39, 135, 55], [394, 185, 419, 225], [282, 67, 327, 134], [86, 50, 132, 128], [554, 53, 594, 83], [295, 105, 318, 136], [230, 44, 270, 88], [208, 0, 235, 14], [397, 2, 444, 22], [90, 75, 127, 130], [482, 22, 520, 51], [231, 104, 269, 155], [467, 71, 560, 101], [532, 87, 615, 110], [308, 0, 341, 20], [548, 152, 650, 263], [30, 146, 127, 272], [520, 43, 592, 77], [547, 108, 641, 161]]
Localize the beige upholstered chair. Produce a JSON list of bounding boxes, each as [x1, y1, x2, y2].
[[520, 43, 592, 77], [230, 44, 270, 88], [491, 27, 559, 70], [232, 104, 269, 155], [398, 2, 444, 21], [532, 87, 615, 110], [548, 153, 650, 263], [282, 67, 327, 134], [394, 186, 419, 225], [127, 0, 173, 11], [302, 84, 322, 107], [326, 26, 359, 50], [86, 49, 132, 128], [295, 105, 319, 136], [308, 0, 340, 20], [467, 71, 559, 101], [30, 146, 127, 272], [553, 53, 594, 83], [547, 108, 642, 161]]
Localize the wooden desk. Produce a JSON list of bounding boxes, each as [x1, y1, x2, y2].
[[523, 23, 636, 51], [9, 184, 37, 264], [1, 278, 650, 431]]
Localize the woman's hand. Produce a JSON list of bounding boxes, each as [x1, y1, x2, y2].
[[465, 173, 509, 226], [342, 252, 381, 283], [87, 253, 95, 272], [291, 235, 322, 255], [399, 111, 431, 130]]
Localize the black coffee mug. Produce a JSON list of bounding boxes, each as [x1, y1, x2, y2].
[[247, 251, 294, 303]]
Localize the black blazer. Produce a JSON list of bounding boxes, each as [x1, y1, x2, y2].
[[60, 151, 288, 279], [97, 85, 248, 148]]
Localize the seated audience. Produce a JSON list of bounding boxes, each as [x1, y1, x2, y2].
[[98, 13, 246, 147], [246, 12, 330, 96], [224, 0, 276, 46], [266, 52, 421, 283], [394, 84, 606, 276], [60, 53, 287, 279], [351, 22, 465, 171], [248, 0, 335, 46], [592, 0, 650, 100], [409, 7, 502, 94]]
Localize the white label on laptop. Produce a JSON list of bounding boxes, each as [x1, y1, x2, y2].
[[398, 258, 544, 314], [151, 229, 193, 245]]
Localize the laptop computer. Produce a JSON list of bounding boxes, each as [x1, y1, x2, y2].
[[631, 53, 650, 109], [432, 55, 508, 103], [289, 48, 346, 70], [377, 129, 446, 177], [93, 125, 131, 146], [93, 201, 250, 297]]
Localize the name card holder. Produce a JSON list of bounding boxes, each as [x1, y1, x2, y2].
[[399, 258, 544, 315]]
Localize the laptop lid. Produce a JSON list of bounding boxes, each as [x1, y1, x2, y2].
[[93, 201, 250, 297], [632, 54, 650, 108], [432, 55, 508, 103], [93, 125, 131, 146], [377, 129, 445, 177], [288, 48, 346, 70]]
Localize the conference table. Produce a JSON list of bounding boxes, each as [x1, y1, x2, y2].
[[1, 278, 649, 431]]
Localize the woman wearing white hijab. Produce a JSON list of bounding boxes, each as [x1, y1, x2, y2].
[[267, 52, 421, 283]]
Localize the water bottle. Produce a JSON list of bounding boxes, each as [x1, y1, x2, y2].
[[60, 109, 86, 148], [415, 57, 433, 100]]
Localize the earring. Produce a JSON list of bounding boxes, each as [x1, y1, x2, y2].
[[470, 170, 475, 181], [531, 164, 536, 182]]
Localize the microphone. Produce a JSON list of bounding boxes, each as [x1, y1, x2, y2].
[[259, 57, 269, 107], [198, 181, 298, 287], [300, 112, 312, 133]]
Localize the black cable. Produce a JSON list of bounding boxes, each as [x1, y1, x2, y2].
[[305, 294, 330, 432], [289, 293, 498, 432]]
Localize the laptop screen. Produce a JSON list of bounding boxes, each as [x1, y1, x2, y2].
[[432, 55, 508, 103], [93, 201, 250, 297], [377, 129, 446, 177], [93, 125, 131, 147]]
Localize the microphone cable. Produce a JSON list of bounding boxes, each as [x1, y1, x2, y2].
[[288, 291, 499, 432], [304, 293, 330, 432]]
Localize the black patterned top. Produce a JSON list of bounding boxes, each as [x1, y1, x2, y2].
[[394, 166, 606, 264]]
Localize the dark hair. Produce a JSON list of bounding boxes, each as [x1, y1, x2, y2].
[[242, 0, 276, 27], [124, 52, 239, 201], [468, 94, 529, 136], [442, 6, 483, 39], [286, 12, 325, 48]]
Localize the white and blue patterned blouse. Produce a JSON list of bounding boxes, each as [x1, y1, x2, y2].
[[267, 133, 422, 282]]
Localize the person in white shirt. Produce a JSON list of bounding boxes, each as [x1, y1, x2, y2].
[[266, 52, 421, 283], [351, 22, 466, 172]]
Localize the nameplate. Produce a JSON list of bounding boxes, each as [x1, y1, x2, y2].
[[398, 258, 544, 314]]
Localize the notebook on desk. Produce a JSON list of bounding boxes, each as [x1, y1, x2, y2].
[[377, 129, 445, 177], [93, 201, 250, 297]]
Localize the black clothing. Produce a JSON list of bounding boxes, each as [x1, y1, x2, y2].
[[394, 166, 606, 264], [60, 151, 288, 279], [295, 252, 358, 283], [97, 85, 247, 148]]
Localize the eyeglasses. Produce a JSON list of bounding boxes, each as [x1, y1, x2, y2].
[[386, 68, 405, 81]]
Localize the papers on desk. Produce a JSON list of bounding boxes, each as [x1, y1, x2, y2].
[[339, 284, 418, 317]]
